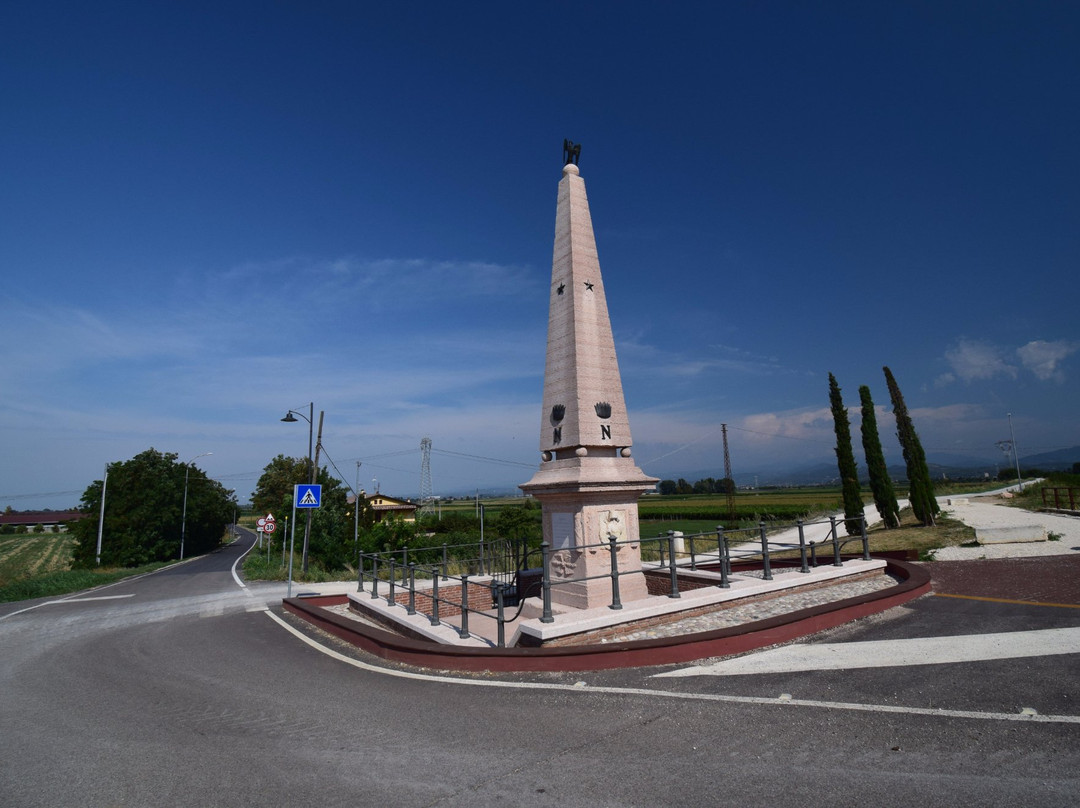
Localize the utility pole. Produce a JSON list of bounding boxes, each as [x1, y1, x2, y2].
[[302, 410, 324, 572], [354, 460, 362, 558], [722, 424, 736, 523], [1008, 413, 1023, 491]]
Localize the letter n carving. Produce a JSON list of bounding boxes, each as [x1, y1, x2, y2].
[[601, 425, 611, 440]]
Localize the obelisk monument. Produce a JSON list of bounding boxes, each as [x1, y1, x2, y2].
[[521, 142, 657, 609]]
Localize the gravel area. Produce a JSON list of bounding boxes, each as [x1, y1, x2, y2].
[[611, 573, 899, 641]]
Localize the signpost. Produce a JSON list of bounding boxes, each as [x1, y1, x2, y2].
[[256, 514, 276, 548], [288, 487, 321, 598]]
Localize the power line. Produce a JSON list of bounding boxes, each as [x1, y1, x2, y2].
[[430, 448, 535, 469]]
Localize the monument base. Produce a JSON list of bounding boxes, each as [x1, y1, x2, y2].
[[521, 454, 657, 609]]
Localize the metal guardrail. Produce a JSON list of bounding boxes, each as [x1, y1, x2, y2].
[[355, 515, 873, 647], [1042, 486, 1079, 511]]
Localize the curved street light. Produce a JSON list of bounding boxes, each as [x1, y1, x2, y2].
[[180, 452, 213, 560], [281, 403, 315, 573]]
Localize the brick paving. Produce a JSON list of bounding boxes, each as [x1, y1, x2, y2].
[[923, 554, 1080, 605]]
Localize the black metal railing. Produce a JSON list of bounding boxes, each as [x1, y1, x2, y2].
[[353, 515, 873, 647]]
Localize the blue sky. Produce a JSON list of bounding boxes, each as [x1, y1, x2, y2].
[[3, 2, 1078, 510]]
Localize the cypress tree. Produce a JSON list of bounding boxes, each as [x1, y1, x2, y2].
[[828, 373, 864, 536], [883, 366, 939, 526], [859, 385, 901, 528]]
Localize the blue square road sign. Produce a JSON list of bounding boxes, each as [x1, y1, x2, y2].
[[295, 484, 322, 508]]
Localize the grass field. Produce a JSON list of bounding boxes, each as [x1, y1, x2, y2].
[[0, 532, 167, 603], [0, 533, 74, 588]]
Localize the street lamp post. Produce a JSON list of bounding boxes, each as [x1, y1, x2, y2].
[[181, 452, 213, 560], [95, 462, 109, 566], [281, 403, 315, 572]]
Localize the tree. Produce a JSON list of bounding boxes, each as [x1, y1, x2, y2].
[[658, 480, 677, 496], [828, 373, 864, 535], [675, 478, 693, 495], [859, 385, 900, 529], [493, 506, 542, 543], [71, 448, 236, 567], [883, 366, 939, 526]]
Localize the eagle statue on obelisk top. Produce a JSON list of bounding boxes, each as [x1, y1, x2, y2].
[[520, 142, 657, 610]]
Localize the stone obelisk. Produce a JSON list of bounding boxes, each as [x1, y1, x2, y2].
[[521, 144, 657, 609]]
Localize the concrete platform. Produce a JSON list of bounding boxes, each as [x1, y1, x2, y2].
[[283, 557, 930, 672]]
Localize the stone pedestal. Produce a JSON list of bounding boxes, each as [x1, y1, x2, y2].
[[523, 455, 655, 609]]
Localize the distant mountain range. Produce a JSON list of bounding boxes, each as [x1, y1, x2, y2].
[[660, 446, 1080, 488]]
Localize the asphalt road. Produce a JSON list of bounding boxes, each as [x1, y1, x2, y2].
[[1, 528, 1077, 807]]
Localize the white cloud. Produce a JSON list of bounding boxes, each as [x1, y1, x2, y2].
[[1016, 340, 1078, 382], [940, 339, 1017, 384], [938, 338, 1079, 385]]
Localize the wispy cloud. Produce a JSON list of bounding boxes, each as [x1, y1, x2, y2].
[[936, 337, 1078, 386], [938, 339, 1017, 384], [1016, 340, 1078, 382], [217, 255, 539, 314]]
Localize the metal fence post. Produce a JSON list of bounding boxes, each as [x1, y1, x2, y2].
[[429, 573, 440, 626], [830, 516, 842, 567], [759, 521, 772, 581], [370, 557, 380, 599], [387, 559, 397, 606], [688, 532, 697, 571], [860, 516, 871, 560], [458, 575, 470, 639], [797, 520, 809, 573], [608, 536, 623, 610], [496, 584, 506, 647], [717, 526, 729, 588], [667, 532, 681, 598], [407, 563, 417, 615], [357, 554, 365, 592], [540, 541, 554, 623]]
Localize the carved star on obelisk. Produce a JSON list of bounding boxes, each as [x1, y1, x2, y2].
[[557, 283, 565, 295], [584, 281, 594, 291]]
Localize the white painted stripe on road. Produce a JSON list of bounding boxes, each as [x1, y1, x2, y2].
[[655, 627, 1080, 677], [0, 593, 137, 621], [263, 611, 1080, 725], [231, 532, 255, 591], [47, 594, 135, 603]]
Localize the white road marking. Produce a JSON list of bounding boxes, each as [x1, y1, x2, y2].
[[654, 627, 1080, 677], [47, 594, 135, 603], [231, 534, 254, 591], [0, 593, 136, 621], [264, 611, 1080, 725]]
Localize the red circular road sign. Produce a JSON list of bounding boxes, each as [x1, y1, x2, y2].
[[263, 521, 277, 533]]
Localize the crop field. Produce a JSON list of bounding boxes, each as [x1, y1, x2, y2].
[[0, 533, 74, 588]]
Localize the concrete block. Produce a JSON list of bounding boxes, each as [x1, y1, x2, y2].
[[975, 525, 1047, 544]]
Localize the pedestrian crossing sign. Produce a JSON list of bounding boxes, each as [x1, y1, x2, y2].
[[295, 484, 322, 508]]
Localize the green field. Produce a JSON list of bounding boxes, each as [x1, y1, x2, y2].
[[0, 531, 170, 603], [0, 533, 74, 587]]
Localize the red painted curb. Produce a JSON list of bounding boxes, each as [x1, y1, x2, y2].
[[282, 558, 931, 672]]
